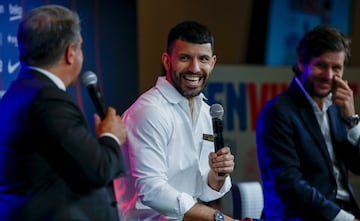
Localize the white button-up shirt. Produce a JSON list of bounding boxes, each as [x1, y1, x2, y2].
[[114, 76, 231, 221]]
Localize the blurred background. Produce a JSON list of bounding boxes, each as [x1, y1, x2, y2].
[[1, 0, 360, 216]]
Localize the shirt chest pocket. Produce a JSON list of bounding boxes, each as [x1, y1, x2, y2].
[[199, 138, 215, 173]]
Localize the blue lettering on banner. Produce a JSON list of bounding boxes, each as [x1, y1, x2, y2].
[[206, 81, 289, 133], [226, 82, 247, 131], [206, 82, 247, 132]]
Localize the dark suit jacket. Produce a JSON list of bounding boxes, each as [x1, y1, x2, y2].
[[256, 77, 360, 221], [0, 68, 125, 221]]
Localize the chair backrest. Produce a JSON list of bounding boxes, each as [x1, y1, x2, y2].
[[231, 181, 264, 219]]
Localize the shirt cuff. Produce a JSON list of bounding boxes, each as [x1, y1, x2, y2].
[[347, 123, 360, 145], [333, 209, 354, 221], [200, 172, 232, 202], [177, 192, 196, 219], [100, 132, 121, 145]]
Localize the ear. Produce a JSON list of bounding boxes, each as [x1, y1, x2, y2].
[[210, 55, 217, 70], [161, 52, 170, 73], [65, 43, 76, 64]]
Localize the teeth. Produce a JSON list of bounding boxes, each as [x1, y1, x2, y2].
[[184, 76, 199, 81]]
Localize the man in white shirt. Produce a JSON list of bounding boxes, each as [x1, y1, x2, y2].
[[114, 20, 236, 221]]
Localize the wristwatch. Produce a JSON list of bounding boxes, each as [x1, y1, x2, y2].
[[345, 114, 360, 128], [214, 210, 224, 221]]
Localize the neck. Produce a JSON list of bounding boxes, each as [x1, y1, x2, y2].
[[188, 97, 194, 114], [313, 96, 325, 110]]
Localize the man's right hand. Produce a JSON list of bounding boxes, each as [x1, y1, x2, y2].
[[94, 107, 127, 144]]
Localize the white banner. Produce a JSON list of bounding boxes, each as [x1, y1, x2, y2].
[[207, 64, 360, 183]]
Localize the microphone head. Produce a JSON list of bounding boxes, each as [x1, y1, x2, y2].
[[210, 104, 224, 120], [82, 71, 97, 86]]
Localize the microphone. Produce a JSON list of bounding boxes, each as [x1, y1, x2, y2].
[[209, 103, 225, 176], [81, 71, 106, 119]]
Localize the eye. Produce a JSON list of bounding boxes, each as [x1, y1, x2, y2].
[[315, 61, 327, 69], [199, 55, 211, 63], [332, 65, 342, 73], [178, 55, 190, 61]]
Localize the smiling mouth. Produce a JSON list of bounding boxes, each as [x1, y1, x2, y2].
[[184, 75, 201, 81], [181, 74, 204, 89]]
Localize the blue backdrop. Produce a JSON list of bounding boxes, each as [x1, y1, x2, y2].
[[0, 0, 138, 132], [265, 0, 351, 65]]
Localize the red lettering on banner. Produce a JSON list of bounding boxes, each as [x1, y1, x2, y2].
[[248, 82, 288, 132], [248, 82, 358, 132]]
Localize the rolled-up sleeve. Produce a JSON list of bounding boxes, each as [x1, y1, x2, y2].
[[199, 169, 232, 202]]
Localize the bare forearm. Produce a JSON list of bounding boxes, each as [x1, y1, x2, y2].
[[208, 170, 226, 191]]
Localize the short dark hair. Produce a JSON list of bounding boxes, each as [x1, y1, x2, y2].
[[17, 5, 81, 68], [167, 20, 214, 54], [296, 25, 351, 65]]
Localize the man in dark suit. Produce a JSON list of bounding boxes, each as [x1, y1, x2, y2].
[[0, 5, 127, 221], [256, 25, 360, 221]]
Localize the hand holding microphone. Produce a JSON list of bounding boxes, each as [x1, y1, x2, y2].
[[82, 71, 107, 119], [210, 104, 225, 177], [94, 107, 127, 145], [208, 103, 234, 191], [82, 71, 127, 144], [210, 104, 225, 154]]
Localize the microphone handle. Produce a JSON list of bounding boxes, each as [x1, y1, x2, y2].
[[87, 85, 106, 119], [212, 118, 225, 176]]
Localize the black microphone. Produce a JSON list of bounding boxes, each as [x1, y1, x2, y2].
[[209, 103, 225, 177], [81, 71, 106, 119]]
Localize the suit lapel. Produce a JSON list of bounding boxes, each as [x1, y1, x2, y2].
[[327, 105, 346, 143], [289, 79, 334, 168], [327, 105, 349, 175]]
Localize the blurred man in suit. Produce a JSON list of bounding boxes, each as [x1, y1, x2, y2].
[[257, 25, 360, 221], [0, 5, 127, 221]]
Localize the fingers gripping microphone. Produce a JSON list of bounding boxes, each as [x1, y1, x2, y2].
[[82, 71, 106, 119], [209, 104, 225, 176]]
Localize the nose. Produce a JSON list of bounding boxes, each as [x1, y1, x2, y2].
[[322, 67, 334, 80], [188, 59, 200, 73]]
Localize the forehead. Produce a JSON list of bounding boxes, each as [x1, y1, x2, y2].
[[170, 39, 213, 56], [309, 51, 345, 64]]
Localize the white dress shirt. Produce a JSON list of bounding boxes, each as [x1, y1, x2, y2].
[[114, 76, 231, 221]]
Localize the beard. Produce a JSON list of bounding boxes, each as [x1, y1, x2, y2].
[[171, 70, 208, 98], [303, 75, 333, 98]]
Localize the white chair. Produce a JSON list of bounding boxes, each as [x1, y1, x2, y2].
[[231, 181, 264, 220]]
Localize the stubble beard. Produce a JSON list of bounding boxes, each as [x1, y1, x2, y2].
[[172, 71, 208, 98]]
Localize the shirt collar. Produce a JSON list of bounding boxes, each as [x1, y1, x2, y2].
[[26, 66, 66, 91]]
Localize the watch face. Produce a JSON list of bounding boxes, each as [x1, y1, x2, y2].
[[354, 115, 360, 125], [346, 114, 360, 128], [215, 211, 224, 221]]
